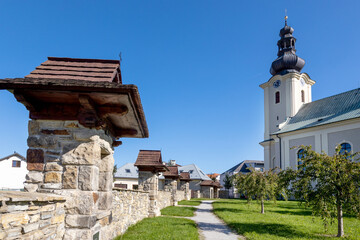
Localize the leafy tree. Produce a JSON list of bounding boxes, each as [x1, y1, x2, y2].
[[223, 174, 233, 198], [234, 168, 283, 214], [113, 164, 117, 179], [282, 145, 360, 237]]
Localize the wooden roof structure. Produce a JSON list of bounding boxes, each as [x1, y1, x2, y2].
[[179, 172, 191, 182], [134, 150, 168, 172], [163, 166, 179, 179], [0, 57, 148, 142]]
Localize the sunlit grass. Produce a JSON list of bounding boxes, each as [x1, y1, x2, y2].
[[178, 200, 201, 206], [114, 216, 199, 240], [213, 199, 360, 240], [161, 206, 196, 217]]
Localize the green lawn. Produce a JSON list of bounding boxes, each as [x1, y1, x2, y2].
[[161, 206, 196, 217], [114, 216, 199, 240], [178, 200, 202, 206], [213, 199, 360, 240]]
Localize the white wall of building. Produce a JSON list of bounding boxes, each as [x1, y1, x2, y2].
[[0, 156, 27, 190]]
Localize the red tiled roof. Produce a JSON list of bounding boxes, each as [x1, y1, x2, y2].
[[207, 173, 220, 179], [163, 166, 179, 178], [26, 57, 122, 83]]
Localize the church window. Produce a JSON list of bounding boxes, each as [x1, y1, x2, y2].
[[275, 91, 280, 104], [301, 90, 305, 102], [339, 142, 351, 155], [297, 149, 305, 169]]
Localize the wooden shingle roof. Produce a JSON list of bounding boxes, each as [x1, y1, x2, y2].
[[134, 150, 168, 172], [163, 166, 179, 178], [26, 57, 122, 83]]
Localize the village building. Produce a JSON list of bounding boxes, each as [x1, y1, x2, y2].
[[220, 160, 264, 198], [113, 162, 139, 190], [260, 18, 360, 170], [0, 152, 27, 191]]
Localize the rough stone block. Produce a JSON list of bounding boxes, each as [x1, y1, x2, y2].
[[78, 166, 99, 191], [26, 171, 43, 183], [97, 154, 114, 172], [63, 191, 94, 215], [51, 214, 65, 224], [6, 227, 22, 238], [39, 219, 51, 228], [61, 141, 100, 165], [24, 182, 39, 192], [44, 172, 62, 183], [45, 162, 63, 172], [63, 166, 78, 189], [29, 214, 40, 223], [99, 172, 113, 191], [63, 229, 91, 240], [98, 192, 112, 210], [65, 215, 96, 228], [41, 183, 62, 189], [22, 222, 39, 234], [27, 135, 57, 149], [41, 129, 69, 135], [28, 120, 40, 136], [0, 212, 29, 229], [45, 154, 60, 162], [27, 149, 44, 171], [7, 204, 29, 212], [40, 211, 53, 220]]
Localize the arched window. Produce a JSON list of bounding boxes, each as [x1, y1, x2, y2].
[[339, 142, 351, 155], [275, 91, 280, 104], [297, 149, 305, 169], [301, 90, 305, 102]]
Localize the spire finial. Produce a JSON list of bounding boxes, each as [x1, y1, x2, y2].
[[285, 9, 288, 26]]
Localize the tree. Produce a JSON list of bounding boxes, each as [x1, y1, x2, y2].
[[113, 164, 117, 180], [234, 168, 283, 214], [223, 174, 233, 198], [283, 145, 360, 237]]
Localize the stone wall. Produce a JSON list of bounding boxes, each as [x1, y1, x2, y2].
[[101, 188, 149, 239], [0, 191, 65, 239], [175, 190, 185, 203], [157, 190, 172, 210]]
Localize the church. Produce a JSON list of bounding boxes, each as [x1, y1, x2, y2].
[[260, 17, 360, 170]]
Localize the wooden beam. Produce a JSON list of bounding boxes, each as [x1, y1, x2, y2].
[[97, 105, 128, 118], [13, 91, 37, 112], [114, 128, 138, 138]]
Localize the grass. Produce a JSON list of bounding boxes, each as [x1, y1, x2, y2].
[[178, 200, 202, 206], [161, 206, 196, 217], [115, 216, 199, 240], [213, 199, 360, 240]]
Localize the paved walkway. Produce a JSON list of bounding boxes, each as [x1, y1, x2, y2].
[[189, 200, 243, 240]]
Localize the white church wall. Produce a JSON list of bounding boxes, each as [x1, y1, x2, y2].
[[289, 136, 315, 169], [327, 127, 360, 156]]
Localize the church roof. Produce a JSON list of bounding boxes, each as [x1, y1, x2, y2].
[[275, 88, 360, 134]]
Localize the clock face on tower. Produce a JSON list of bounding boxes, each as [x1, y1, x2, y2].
[[273, 80, 281, 88]]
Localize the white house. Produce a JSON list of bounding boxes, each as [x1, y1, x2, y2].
[[260, 18, 360, 170], [0, 152, 27, 190], [113, 163, 139, 190]]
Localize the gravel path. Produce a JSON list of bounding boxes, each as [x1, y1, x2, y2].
[[189, 200, 243, 240]]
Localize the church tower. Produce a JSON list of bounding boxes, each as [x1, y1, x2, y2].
[[260, 17, 315, 169]]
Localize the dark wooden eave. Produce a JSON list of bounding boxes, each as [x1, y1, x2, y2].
[[0, 78, 149, 139]]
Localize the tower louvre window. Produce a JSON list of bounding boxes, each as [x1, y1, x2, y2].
[[301, 90, 305, 102], [275, 91, 280, 104]]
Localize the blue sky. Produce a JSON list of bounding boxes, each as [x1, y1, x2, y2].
[[1, 1, 360, 174]]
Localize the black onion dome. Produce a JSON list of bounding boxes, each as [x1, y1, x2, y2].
[[270, 19, 305, 76]]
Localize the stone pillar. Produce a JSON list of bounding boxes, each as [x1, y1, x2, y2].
[[138, 171, 159, 217], [24, 120, 114, 239], [184, 182, 191, 200], [170, 179, 178, 206]]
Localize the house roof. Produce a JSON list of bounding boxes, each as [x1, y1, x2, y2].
[[200, 180, 223, 188], [222, 160, 264, 174], [134, 150, 168, 172], [163, 166, 179, 178], [207, 173, 220, 179], [178, 164, 211, 181], [0, 153, 26, 162], [114, 163, 138, 179], [179, 172, 191, 181], [26, 57, 122, 83], [275, 88, 360, 134]]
